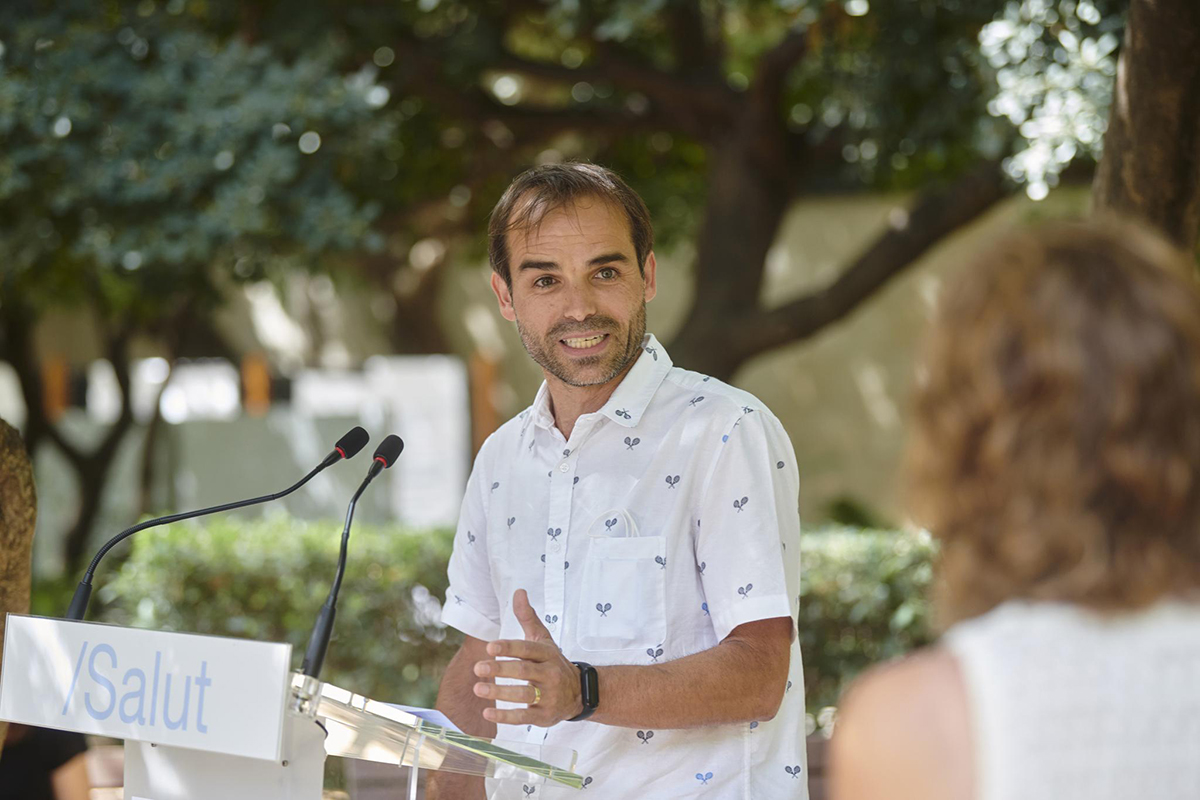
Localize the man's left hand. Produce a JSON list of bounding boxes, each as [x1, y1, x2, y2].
[[473, 589, 584, 727]]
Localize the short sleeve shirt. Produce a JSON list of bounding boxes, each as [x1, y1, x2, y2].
[[442, 335, 809, 799]]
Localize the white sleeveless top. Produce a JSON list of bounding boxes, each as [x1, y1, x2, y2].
[[943, 600, 1200, 800]]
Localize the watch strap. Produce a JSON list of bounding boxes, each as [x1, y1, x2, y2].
[[568, 661, 599, 721]]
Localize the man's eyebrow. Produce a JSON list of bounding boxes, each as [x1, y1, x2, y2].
[[587, 252, 629, 266], [517, 259, 560, 272], [516, 252, 630, 272]]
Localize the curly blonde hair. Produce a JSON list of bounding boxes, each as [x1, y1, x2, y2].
[[907, 219, 1200, 628]]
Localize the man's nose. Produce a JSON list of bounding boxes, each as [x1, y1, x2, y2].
[[561, 281, 599, 321]]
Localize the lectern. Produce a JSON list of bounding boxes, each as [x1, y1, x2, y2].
[[0, 615, 582, 799]]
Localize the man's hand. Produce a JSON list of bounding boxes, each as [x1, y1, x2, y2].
[[472, 589, 584, 727]]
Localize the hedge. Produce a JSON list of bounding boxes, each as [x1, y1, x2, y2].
[[797, 526, 936, 723], [98, 514, 458, 708], [96, 516, 936, 720]]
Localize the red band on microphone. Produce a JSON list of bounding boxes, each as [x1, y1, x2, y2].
[[374, 456, 389, 467], [335, 446, 347, 459]]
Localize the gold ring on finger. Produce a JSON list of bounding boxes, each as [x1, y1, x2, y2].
[[532, 685, 541, 705]]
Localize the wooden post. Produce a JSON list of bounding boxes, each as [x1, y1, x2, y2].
[[241, 352, 272, 417], [468, 352, 500, 457], [41, 355, 68, 422]]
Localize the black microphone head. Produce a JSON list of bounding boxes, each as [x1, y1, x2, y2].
[[372, 435, 404, 468], [334, 426, 370, 460]]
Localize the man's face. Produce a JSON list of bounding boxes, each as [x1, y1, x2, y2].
[[492, 196, 657, 388]]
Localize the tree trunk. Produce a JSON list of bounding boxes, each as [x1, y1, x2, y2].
[[0, 302, 52, 454], [0, 419, 37, 758], [137, 362, 171, 518], [668, 73, 802, 380], [1092, 0, 1200, 250], [60, 333, 134, 576], [360, 248, 452, 355], [62, 455, 112, 576], [668, 140, 1008, 381], [391, 261, 452, 355], [3, 310, 136, 577]]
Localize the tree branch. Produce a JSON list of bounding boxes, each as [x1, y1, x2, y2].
[[481, 92, 668, 138], [734, 160, 1010, 360], [0, 296, 83, 462], [391, 34, 681, 139], [392, 11, 737, 143], [752, 27, 810, 105], [489, 48, 736, 140], [667, 0, 721, 77], [94, 325, 134, 463]]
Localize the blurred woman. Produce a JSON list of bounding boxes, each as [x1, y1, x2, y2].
[[831, 220, 1200, 800], [0, 724, 90, 800]]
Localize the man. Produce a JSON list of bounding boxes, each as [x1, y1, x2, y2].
[[431, 162, 807, 799]]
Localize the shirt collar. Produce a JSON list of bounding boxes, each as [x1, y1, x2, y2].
[[528, 334, 673, 431]]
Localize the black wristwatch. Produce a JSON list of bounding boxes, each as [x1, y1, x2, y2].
[[568, 661, 599, 721]]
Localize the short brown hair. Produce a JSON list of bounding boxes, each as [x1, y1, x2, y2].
[[906, 219, 1200, 627], [487, 162, 653, 287]]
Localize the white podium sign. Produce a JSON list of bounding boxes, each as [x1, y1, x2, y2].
[[0, 615, 292, 762]]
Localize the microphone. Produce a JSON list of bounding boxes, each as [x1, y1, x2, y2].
[[328, 425, 370, 466], [301, 434, 403, 679], [64, 426, 371, 621]]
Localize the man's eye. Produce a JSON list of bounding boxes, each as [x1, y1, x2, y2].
[[534, 276, 555, 288], [597, 268, 617, 280]]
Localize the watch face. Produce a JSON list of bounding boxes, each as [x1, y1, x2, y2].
[[584, 666, 599, 708], [574, 662, 599, 710]]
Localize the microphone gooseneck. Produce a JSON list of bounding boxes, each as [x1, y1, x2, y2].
[[301, 435, 403, 679], [64, 426, 371, 622]]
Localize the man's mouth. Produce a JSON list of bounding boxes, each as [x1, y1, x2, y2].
[[561, 333, 609, 351]]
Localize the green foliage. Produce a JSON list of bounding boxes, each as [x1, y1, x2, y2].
[[98, 515, 458, 707], [29, 574, 78, 618], [777, 0, 1008, 190], [980, 0, 1126, 197], [0, 0, 1129, 324], [143, 0, 1123, 257], [0, 0, 387, 316], [94, 515, 934, 721], [823, 494, 890, 530], [799, 526, 936, 716]]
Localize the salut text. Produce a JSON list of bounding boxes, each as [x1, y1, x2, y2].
[[61, 640, 212, 733]]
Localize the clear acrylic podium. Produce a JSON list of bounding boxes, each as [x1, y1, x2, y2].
[[0, 615, 583, 800], [290, 672, 584, 799]]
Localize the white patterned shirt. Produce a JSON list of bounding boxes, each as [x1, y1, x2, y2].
[[442, 334, 809, 799]]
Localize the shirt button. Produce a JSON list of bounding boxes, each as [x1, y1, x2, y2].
[[559, 463, 570, 473], [549, 541, 561, 553]]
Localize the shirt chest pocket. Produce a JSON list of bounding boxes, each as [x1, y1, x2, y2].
[[577, 535, 667, 653]]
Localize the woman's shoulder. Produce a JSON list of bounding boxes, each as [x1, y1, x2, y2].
[[830, 648, 973, 800]]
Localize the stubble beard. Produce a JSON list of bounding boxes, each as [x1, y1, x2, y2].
[[516, 302, 647, 388]]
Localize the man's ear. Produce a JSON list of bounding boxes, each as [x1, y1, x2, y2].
[[642, 251, 658, 303], [491, 271, 517, 322]]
